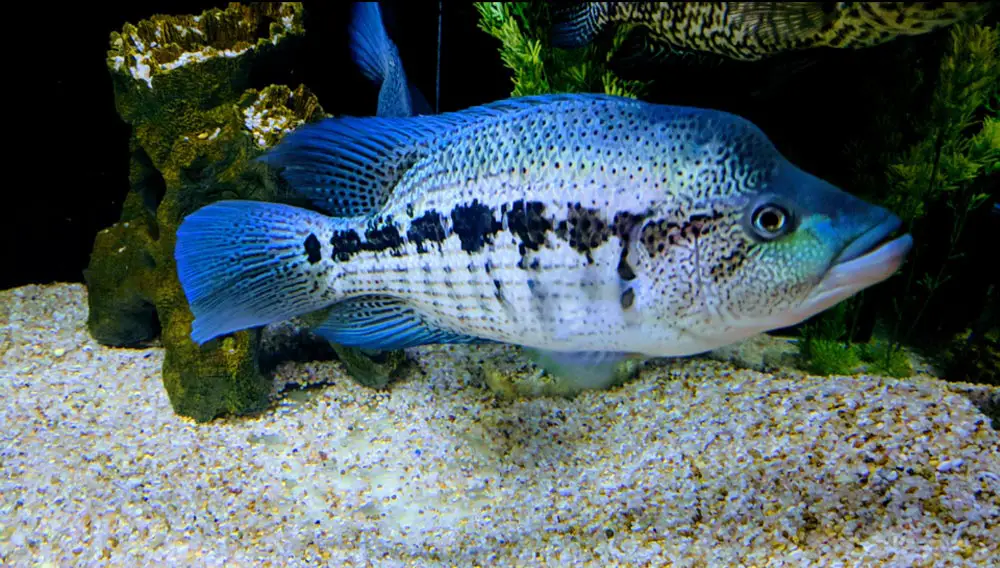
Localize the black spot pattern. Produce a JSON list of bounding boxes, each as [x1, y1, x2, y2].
[[407, 211, 447, 253], [611, 1, 980, 62], [620, 288, 635, 310], [330, 230, 363, 261], [304, 233, 321, 264], [611, 211, 646, 281], [451, 200, 502, 253], [507, 200, 552, 251], [555, 203, 612, 263], [365, 222, 404, 256]]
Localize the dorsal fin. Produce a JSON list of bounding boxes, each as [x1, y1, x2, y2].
[[257, 93, 629, 217]]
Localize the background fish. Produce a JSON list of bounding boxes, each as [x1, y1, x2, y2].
[[348, 1, 432, 117], [174, 94, 912, 387], [551, 2, 992, 61]]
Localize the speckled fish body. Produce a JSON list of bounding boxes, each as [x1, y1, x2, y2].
[[175, 94, 911, 363], [551, 2, 991, 61]]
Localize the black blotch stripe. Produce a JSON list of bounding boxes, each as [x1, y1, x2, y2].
[[493, 278, 508, 305], [507, 200, 552, 251], [407, 211, 447, 253], [326, 200, 654, 273], [555, 203, 612, 264], [640, 210, 727, 255], [365, 217, 404, 256], [618, 256, 636, 281], [620, 288, 635, 310], [452, 200, 502, 253], [330, 230, 362, 261], [304, 233, 321, 264], [329, 224, 404, 261], [612, 211, 646, 281]]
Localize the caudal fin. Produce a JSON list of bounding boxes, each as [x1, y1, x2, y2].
[[349, 2, 393, 83], [174, 200, 342, 345], [349, 2, 430, 117], [550, 2, 609, 48]]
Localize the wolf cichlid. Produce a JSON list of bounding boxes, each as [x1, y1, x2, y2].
[[174, 93, 912, 388]]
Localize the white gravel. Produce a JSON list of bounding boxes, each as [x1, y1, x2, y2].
[[1, 283, 998, 566]]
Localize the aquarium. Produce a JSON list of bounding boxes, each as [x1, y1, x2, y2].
[[3, 2, 998, 565]]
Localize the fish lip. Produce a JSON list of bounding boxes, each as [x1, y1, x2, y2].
[[787, 232, 913, 327], [827, 233, 913, 286], [833, 213, 903, 266]]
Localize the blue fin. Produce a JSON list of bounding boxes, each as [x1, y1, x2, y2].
[[348, 2, 393, 84], [313, 295, 492, 350], [550, 2, 609, 49], [258, 93, 625, 217], [174, 200, 342, 345], [524, 349, 639, 391], [257, 114, 435, 217], [349, 1, 431, 118]]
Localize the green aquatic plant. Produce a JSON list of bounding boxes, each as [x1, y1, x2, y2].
[[799, 302, 916, 378], [857, 339, 914, 379], [474, 2, 648, 97], [800, 339, 861, 376], [932, 285, 999, 386], [798, 302, 862, 376], [877, 23, 998, 362], [805, 21, 999, 377]]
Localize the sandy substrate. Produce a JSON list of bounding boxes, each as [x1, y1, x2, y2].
[[1, 283, 998, 567]]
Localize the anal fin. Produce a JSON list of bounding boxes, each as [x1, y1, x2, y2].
[[313, 295, 491, 351]]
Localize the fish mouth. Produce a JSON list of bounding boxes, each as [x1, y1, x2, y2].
[[827, 233, 913, 289], [833, 213, 904, 266], [807, 215, 912, 311], [774, 213, 912, 328]]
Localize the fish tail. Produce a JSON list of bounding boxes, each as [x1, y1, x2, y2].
[[550, 2, 610, 48], [348, 2, 395, 84], [174, 200, 345, 345]]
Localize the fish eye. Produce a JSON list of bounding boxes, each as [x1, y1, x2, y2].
[[750, 204, 790, 239]]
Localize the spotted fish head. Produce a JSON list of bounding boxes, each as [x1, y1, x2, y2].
[[680, 161, 912, 340]]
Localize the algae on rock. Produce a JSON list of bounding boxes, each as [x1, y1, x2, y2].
[[85, 2, 404, 422]]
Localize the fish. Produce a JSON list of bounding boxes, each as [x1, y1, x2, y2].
[[174, 93, 912, 388], [348, 1, 432, 117], [550, 2, 992, 61]]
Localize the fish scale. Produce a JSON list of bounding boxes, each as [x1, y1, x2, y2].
[[175, 93, 911, 385]]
